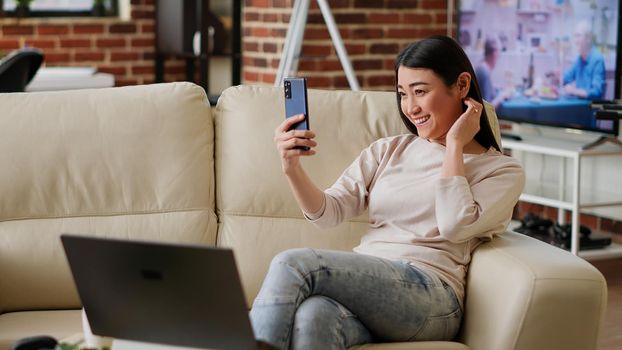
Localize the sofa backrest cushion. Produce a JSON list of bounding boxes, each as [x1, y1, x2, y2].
[[0, 82, 217, 313]]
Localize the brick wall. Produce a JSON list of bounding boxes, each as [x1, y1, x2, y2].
[[242, 0, 453, 90], [0, 0, 186, 86]]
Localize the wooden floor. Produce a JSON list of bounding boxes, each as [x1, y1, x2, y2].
[[590, 258, 622, 350]]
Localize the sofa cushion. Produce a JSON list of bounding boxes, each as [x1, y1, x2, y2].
[[0, 82, 217, 313]]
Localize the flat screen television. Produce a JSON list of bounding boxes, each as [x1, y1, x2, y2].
[[458, 0, 621, 136]]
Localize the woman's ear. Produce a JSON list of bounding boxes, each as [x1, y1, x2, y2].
[[457, 72, 471, 98]]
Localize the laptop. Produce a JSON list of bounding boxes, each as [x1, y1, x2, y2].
[[61, 234, 263, 350]]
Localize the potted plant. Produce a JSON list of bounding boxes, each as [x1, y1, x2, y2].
[[92, 0, 106, 16], [15, 0, 33, 18]]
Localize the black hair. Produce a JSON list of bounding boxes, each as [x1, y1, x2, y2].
[[394, 35, 501, 151]]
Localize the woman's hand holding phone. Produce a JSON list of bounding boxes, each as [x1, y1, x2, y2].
[[274, 114, 317, 174]]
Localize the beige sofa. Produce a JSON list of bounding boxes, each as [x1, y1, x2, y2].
[[0, 83, 607, 350]]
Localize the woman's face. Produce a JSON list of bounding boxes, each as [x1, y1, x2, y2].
[[397, 66, 464, 144]]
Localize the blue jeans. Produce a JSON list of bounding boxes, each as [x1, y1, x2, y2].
[[250, 248, 462, 350]]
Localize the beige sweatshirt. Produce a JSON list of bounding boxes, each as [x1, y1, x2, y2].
[[305, 134, 525, 308]]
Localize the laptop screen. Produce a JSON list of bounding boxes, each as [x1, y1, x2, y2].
[[61, 234, 257, 350]]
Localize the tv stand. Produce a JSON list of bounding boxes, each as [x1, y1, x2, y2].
[[502, 134, 622, 259], [580, 135, 622, 150]]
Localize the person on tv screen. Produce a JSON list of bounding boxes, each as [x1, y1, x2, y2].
[[475, 38, 513, 108], [562, 20, 605, 99]]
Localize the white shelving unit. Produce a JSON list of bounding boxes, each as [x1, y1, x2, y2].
[[502, 134, 622, 259]]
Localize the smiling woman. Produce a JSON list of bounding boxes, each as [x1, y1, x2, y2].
[[256, 35, 526, 350]]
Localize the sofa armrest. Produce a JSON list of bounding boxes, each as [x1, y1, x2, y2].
[[460, 231, 606, 350]]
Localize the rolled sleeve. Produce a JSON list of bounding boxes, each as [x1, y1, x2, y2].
[[303, 195, 326, 221]]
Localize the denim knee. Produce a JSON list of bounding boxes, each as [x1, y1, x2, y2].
[[295, 295, 349, 325], [292, 296, 347, 348], [292, 296, 372, 350], [270, 248, 319, 274]]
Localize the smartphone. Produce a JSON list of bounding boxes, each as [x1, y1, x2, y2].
[[284, 77, 310, 150]]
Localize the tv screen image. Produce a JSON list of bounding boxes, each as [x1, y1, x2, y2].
[[458, 0, 621, 135]]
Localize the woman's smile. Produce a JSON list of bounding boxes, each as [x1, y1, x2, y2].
[[412, 114, 431, 125]]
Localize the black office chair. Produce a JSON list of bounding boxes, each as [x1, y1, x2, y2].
[[0, 48, 45, 93]]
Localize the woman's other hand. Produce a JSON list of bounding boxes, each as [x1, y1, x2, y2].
[[446, 97, 482, 149], [274, 114, 317, 174]]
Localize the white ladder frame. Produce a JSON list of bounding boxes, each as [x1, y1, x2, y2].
[[274, 0, 360, 90]]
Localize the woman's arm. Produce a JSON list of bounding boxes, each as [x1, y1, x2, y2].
[[436, 97, 525, 243], [284, 164, 325, 215], [274, 114, 324, 214]]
